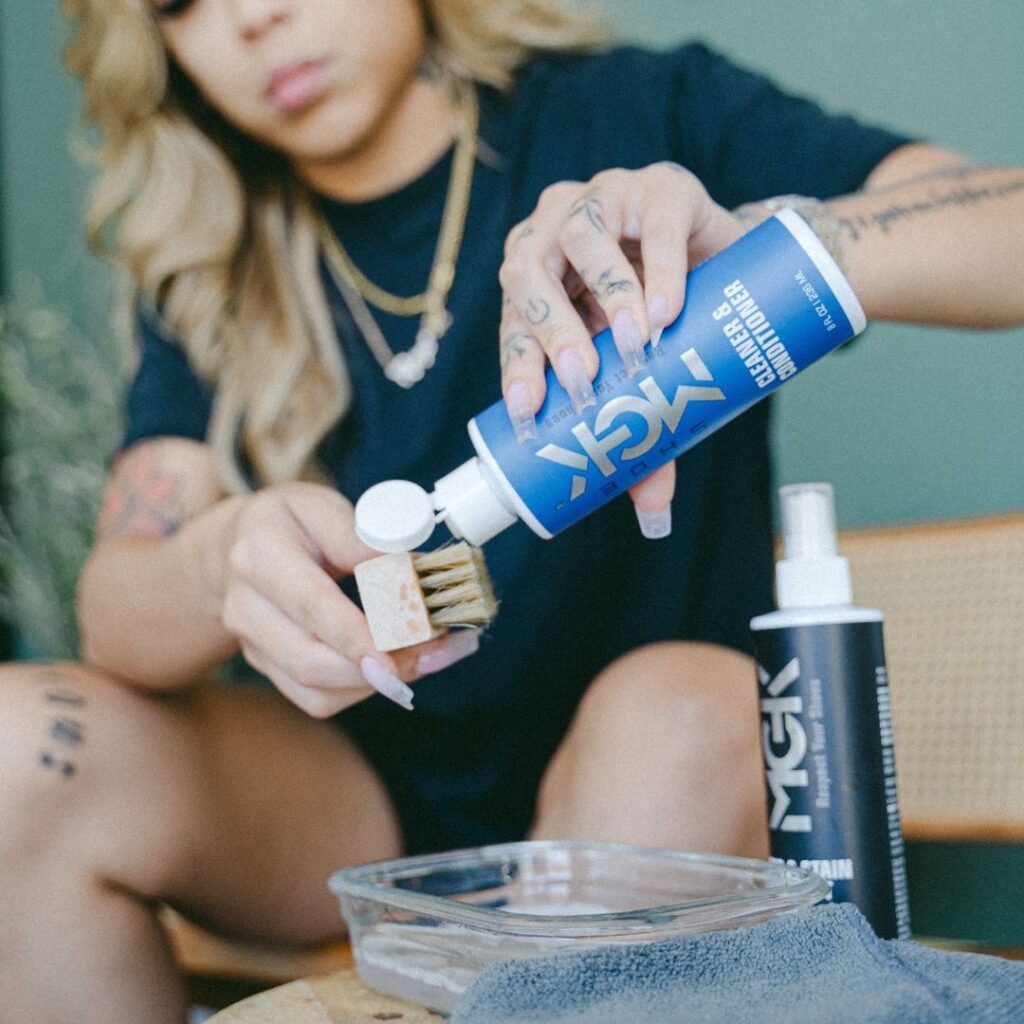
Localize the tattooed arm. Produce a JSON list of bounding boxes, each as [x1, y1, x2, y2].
[[821, 143, 1024, 328], [494, 146, 1022, 536], [78, 438, 466, 708], [77, 438, 243, 689], [737, 143, 1024, 329]]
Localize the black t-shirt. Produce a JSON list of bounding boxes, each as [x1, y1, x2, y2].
[[124, 43, 910, 853]]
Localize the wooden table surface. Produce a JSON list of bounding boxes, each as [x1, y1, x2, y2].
[[208, 968, 444, 1023]]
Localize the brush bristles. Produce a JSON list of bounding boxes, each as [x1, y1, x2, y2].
[[412, 542, 498, 629]]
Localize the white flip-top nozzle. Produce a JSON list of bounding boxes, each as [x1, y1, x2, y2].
[[775, 482, 853, 608], [431, 457, 518, 547], [354, 459, 519, 555], [354, 480, 437, 553]]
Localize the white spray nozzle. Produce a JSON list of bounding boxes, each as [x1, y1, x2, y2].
[[781, 482, 839, 559], [775, 482, 852, 609]]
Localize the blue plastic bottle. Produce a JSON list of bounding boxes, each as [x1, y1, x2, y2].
[[427, 210, 866, 545], [354, 211, 867, 554]]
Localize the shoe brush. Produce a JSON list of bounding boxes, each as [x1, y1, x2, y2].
[[354, 542, 498, 652]]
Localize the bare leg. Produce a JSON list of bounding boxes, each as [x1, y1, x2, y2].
[[530, 641, 768, 857], [0, 663, 402, 1024]]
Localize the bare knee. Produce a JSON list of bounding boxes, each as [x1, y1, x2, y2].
[[0, 662, 203, 882], [533, 642, 768, 855], [573, 642, 760, 768]]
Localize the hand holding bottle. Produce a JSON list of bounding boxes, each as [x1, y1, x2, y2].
[[496, 163, 745, 537]]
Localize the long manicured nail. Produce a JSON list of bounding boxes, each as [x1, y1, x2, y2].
[[613, 309, 647, 377], [648, 293, 669, 348], [417, 628, 481, 676], [635, 504, 672, 540], [505, 380, 538, 443], [360, 656, 415, 710], [555, 348, 596, 413]]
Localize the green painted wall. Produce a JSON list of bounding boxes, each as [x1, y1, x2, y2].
[[1, 1, 1022, 527], [0, 2, 105, 302]]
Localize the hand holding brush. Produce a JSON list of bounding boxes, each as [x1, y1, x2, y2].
[[219, 482, 481, 713]]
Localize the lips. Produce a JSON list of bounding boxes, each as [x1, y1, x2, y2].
[[265, 58, 331, 115]]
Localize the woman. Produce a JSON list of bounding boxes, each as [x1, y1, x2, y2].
[[1, 0, 1021, 1019]]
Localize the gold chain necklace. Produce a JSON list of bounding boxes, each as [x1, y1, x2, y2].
[[316, 80, 478, 388]]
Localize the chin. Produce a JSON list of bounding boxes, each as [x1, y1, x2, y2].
[[278, 99, 381, 163]]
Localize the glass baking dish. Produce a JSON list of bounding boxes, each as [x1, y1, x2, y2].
[[329, 839, 828, 1012]]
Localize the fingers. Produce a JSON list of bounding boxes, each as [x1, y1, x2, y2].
[[500, 243, 598, 415], [499, 166, 728, 431], [227, 576, 482, 715], [229, 524, 381, 666], [554, 178, 649, 374], [635, 165, 702, 346], [226, 586, 368, 687], [628, 461, 675, 540], [226, 485, 414, 712], [499, 303, 545, 443], [240, 642, 368, 719], [224, 485, 485, 715], [502, 176, 650, 412], [224, 544, 414, 711], [496, 165, 730, 538], [278, 485, 378, 575]]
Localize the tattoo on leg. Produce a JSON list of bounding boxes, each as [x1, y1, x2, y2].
[[38, 752, 77, 778], [98, 444, 187, 539], [50, 716, 84, 746], [37, 683, 87, 780], [43, 689, 86, 707], [525, 298, 551, 326], [568, 191, 607, 233]]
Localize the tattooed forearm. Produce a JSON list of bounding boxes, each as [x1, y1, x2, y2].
[[568, 191, 606, 233], [98, 444, 187, 539], [837, 172, 1024, 243]]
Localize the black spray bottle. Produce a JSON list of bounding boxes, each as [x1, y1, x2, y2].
[[750, 482, 911, 939]]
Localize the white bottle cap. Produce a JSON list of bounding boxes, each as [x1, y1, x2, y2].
[[354, 480, 437, 553], [775, 482, 853, 608], [432, 456, 518, 546]]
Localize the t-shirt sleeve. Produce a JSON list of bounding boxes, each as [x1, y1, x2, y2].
[[664, 42, 915, 208], [121, 302, 214, 450]]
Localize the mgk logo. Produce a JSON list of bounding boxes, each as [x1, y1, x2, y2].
[[535, 348, 725, 501], [760, 657, 812, 833]]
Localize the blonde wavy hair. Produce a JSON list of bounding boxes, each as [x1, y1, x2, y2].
[[64, 0, 611, 491]]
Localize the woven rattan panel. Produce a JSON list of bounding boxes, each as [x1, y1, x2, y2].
[[840, 517, 1024, 832]]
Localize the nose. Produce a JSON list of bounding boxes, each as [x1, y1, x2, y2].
[[226, 0, 288, 42]]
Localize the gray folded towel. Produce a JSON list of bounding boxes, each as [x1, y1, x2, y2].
[[450, 904, 1024, 1024]]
